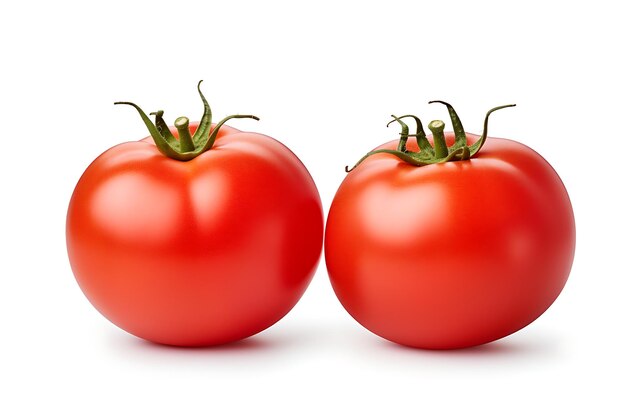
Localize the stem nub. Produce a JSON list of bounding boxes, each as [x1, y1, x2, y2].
[[427, 120, 448, 158], [175, 116, 195, 153]]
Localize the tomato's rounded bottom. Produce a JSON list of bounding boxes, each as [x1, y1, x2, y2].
[[367, 328, 522, 351], [333, 291, 561, 350], [81, 275, 314, 348], [119, 321, 279, 348]]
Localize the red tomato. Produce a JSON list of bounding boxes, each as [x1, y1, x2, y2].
[[325, 106, 575, 349], [67, 103, 323, 346]]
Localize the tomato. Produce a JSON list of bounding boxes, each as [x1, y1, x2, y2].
[[67, 83, 323, 346], [324, 103, 575, 349]]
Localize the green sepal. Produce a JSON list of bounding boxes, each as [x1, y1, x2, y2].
[[113, 101, 182, 159], [388, 114, 434, 157], [346, 102, 516, 172], [149, 110, 178, 148], [115, 81, 259, 161], [191, 80, 213, 150], [468, 104, 517, 156]]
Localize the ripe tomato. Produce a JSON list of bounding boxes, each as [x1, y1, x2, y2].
[[67, 83, 323, 346], [325, 103, 575, 349]]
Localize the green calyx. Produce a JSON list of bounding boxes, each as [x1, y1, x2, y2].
[[115, 81, 259, 161], [345, 102, 516, 172]]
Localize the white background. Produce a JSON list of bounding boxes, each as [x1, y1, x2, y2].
[[1, 0, 624, 415]]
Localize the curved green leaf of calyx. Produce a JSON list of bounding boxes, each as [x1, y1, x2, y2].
[[191, 80, 213, 148], [114, 101, 181, 158], [149, 110, 177, 147], [445, 147, 469, 162], [345, 149, 431, 172], [387, 115, 410, 152], [390, 114, 434, 157], [460, 145, 471, 160], [469, 104, 517, 156], [195, 114, 260, 154]]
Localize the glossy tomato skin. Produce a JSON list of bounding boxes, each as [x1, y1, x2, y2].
[[325, 133, 575, 349], [67, 123, 323, 346]]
